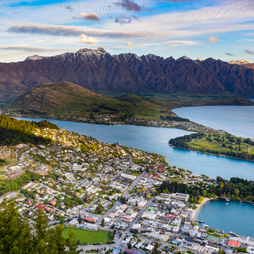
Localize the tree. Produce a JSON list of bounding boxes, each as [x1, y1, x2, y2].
[[0, 200, 33, 254], [146, 193, 151, 200], [33, 208, 52, 254], [101, 218, 105, 227], [78, 214, 82, 224], [52, 224, 67, 254], [59, 214, 64, 225], [218, 249, 225, 254], [66, 227, 81, 254]]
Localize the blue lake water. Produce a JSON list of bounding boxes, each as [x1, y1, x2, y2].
[[195, 199, 254, 237], [16, 117, 254, 180], [173, 105, 254, 139]]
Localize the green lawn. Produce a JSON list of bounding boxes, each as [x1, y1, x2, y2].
[[0, 171, 6, 175], [62, 227, 113, 244]]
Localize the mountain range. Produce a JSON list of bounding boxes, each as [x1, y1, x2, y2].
[[1, 47, 254, 100]]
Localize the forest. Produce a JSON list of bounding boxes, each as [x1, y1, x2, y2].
[[169, 132, 254, 161], [0, 170, 41, 196], [0, 200, 80, 253], [0, 115, 58, 145], [159, 176, 254, 202]]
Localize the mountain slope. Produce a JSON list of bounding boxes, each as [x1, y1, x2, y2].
[[5, 82, 175, 120], [1, 48, 254, 100]]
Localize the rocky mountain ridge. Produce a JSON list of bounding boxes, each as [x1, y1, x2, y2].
[[1, 47, 254, 100]]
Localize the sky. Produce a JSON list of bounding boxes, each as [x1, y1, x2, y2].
[[1, 0, 254, 62]]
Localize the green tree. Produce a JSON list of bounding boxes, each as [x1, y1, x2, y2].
[[66, 227, 81, 254], [101, 218, 105, 227], [78, 214, 82, 224], [218, 249, 225, 254], [33, 208, 51, 254], [202, 190, 207, 197], [52, 224, 67, 254], [0, 200, 33, 254]]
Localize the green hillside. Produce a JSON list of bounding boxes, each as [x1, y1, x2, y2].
[[5, 82, 176, 120]]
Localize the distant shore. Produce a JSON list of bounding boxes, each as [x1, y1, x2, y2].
[[191, 197, 211, 220]]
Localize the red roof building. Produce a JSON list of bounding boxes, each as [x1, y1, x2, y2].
[[125, 249, 135, 254], [228, 240, 240, 248], [85, 217, 96, 222]]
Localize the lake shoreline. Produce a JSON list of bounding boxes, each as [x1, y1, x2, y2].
[[191, 197, 211, 221], [169, 145, 254, 162]]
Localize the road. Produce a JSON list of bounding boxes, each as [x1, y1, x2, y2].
[[123, 171, 145, 198], [107, 146, 133, 187]]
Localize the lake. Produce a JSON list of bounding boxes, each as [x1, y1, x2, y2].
[[173, 105, 254, 139], [195, 199, 254, 238], [16, 117, 254, 180]]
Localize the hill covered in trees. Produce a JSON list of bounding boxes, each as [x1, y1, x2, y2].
[[0, 115, 58, 146], [169, 133, 254, 161]]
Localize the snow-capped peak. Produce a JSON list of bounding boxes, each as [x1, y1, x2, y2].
[[25, 55, 44, 61]]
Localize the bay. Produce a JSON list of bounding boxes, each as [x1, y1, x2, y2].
[[16, 117, 254, 180], [195, 199, 254, 238], [173, 105, 254, 139]]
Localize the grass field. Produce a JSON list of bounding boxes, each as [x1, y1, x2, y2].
[[0, 156, 18, 169], [0, 171, 6, 175], [62, 227, 113, 244], [189, 134, 254, 155]]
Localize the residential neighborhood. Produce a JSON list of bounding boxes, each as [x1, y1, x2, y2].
[[0, 126, 253, 254]]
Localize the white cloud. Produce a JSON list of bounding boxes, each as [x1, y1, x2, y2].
[[7, 23, 152, 39], [79, 12, 99, 21], [79, 34, 98, 44], [206, 36, 218, 43], [0, 45, 70, 52]]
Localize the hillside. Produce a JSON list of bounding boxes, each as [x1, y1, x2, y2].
[[4, 82, 176, 120], [1, 48, 254, 100]]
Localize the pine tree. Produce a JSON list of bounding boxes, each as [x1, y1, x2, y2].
[[0, 200, 33, 254], [33, 208, 51, 254], [53, 224, 67, 254], [78, 214, 82, 224], [66, 227, 81, 254]]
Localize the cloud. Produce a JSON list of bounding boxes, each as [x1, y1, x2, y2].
[[7, 24, 151, 39], [162, 0, 192, 1], [244, 49, 254, 55], [114, 15, 139, 25], [200, 36, 218, 44], [66, 5, 73, 11], [114, 0, 142, 12], [80, 34, 98, 44], [0, 46, 68, 52], [121, 39, 198, 49], [225, 52, 234, 56], [79, 12, 100, 21], [126, 42, 138, 47], [207, 36, 218, 43], [115, 15, 131, 25]]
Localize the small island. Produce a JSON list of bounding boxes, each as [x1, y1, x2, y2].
[[169, 132, 254, 161]]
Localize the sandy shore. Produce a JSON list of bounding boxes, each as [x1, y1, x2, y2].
[[190, 197, 210, 220]]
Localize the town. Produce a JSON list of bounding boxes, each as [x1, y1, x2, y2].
[[2, 110, 227, 134], [0, 126, 253, 254]]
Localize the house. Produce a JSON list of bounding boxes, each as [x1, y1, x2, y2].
[[113, 248, 121, 254], [125, 249, 135, 254], [228, 240, 240, 248], [51, 200, 56, 205]]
